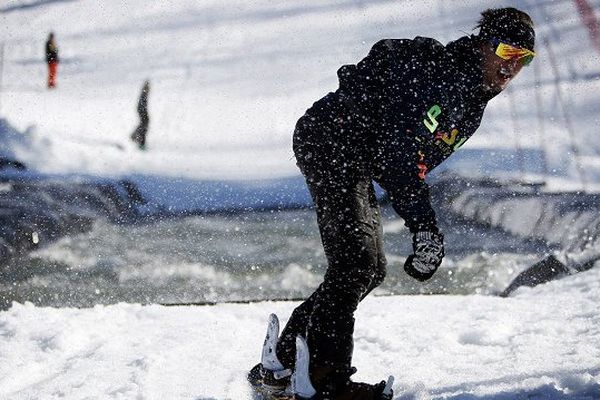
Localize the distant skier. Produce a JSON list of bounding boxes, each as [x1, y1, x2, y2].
[[130, 80, 150, 150], [45, 32, 59, 89], [249, 7, 536, 400]]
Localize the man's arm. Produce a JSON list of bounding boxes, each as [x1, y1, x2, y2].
[[374, 40, 457, 281], [376, 151, 438, 234]]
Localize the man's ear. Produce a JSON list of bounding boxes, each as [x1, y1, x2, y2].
[[479, 41, 494, 58]]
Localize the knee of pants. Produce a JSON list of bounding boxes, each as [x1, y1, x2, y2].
[[323, 268, 375, 306], [327, 233, 379, 270]]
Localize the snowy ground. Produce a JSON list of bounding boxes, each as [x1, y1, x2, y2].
[[1, 0, 600, 399], [1, 266, 599, 400], [1, 0, 600, 185]]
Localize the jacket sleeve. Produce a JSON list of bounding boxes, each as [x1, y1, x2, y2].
[[372, 39, 456, 233], [375, 139, 439, 234]]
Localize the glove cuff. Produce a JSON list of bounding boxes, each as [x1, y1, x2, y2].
[[415, 231, 443, 241], [416, 231, 433, 241]]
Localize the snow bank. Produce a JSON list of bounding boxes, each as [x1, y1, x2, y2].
[[448, 182, 600, 269], [0, 120, 146, 266]]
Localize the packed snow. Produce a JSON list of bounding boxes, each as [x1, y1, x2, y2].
[[1, 0, 600, 399], [1, 266, 599, 399]]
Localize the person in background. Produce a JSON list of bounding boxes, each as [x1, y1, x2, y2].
[[45, 32, 59, 89], [131, 80, 151, 150], [249, 7, 536, 400]]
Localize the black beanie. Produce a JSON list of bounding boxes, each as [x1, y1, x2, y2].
[[477, 8, 535, 50]]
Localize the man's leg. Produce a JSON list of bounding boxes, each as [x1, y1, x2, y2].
[[48, 62, 57, 88], [138, 115, 149, 149], [276, 285, 320, 369], [277, 173, 386, 371], [307, 176, 384, 369]]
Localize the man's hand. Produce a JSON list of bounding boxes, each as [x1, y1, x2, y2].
[[404, 231, 444, 281]]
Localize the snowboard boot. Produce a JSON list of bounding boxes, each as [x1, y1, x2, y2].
[[309, 366, 392, 400], [247, 314, 293, 398], [292, 336, 393, 400]]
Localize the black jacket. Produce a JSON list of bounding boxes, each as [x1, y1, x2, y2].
[[293, 35, 497, 233], [45, 40, 59, 63]]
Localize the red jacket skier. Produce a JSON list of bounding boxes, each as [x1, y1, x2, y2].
[[45, 32, 59, 89]]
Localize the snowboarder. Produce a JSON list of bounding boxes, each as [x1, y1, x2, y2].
[[249, 7, 536, 399], [130, 80, 151, 150], [45, 32, 59, 89]]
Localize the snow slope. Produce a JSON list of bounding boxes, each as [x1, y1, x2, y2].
[[1, 0, 600, 186], [1, 266, 599, 399]]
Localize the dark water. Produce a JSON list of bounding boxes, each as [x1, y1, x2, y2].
[[0, 206, 547, 309]]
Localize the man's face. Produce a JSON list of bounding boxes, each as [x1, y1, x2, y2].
[[481, 41, 525, 94]]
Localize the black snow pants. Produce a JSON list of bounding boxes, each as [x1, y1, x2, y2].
[[276, 114, 387, 370]]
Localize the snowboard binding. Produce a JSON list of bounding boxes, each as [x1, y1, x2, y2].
[[248, 314, 294, 399], [293, 335, 394, 400], [249, 314, 394, 400]]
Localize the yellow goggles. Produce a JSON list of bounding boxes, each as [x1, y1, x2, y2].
[[491, 38, 535, 66]]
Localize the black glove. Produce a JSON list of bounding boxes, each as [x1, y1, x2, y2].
[[404, 231, 444, 281]]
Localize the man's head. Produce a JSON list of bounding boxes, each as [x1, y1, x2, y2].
[[475, 8, 535, 94]]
